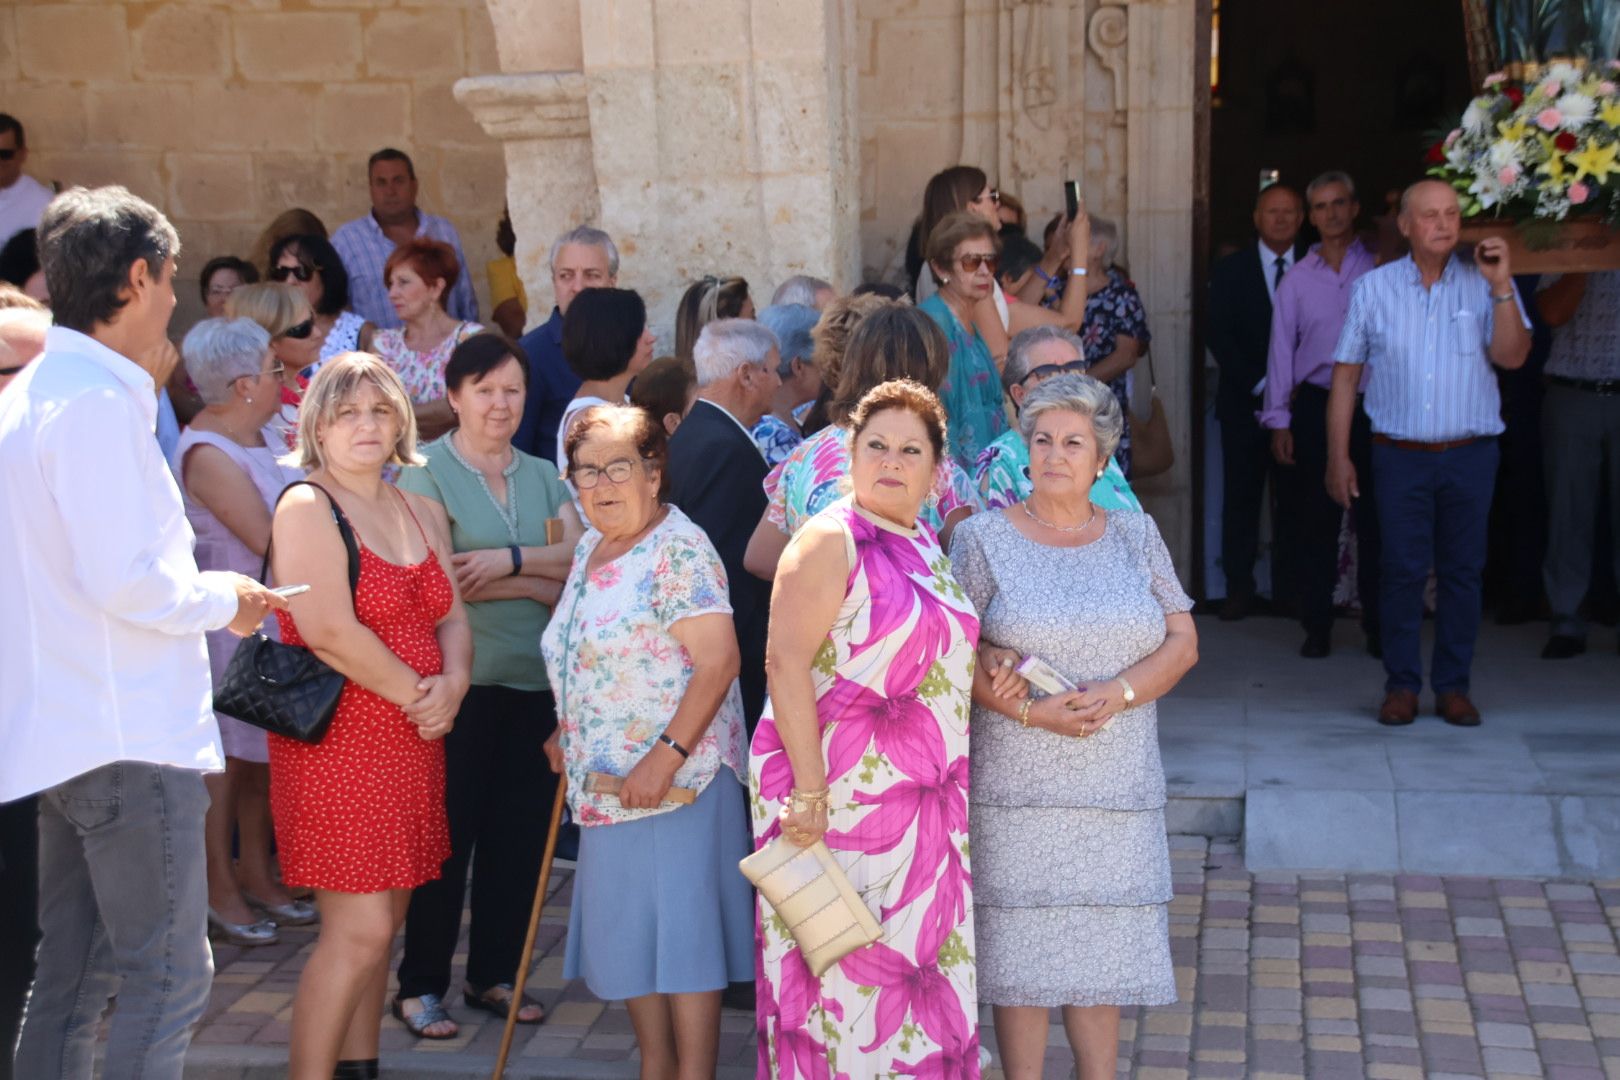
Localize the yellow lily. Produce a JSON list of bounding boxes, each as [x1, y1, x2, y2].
[[1602, 100, 1620, 129], [1499, 117, 1531, 142], [1569, 138, 1620, 183], [1537, 135, 1569, 182]]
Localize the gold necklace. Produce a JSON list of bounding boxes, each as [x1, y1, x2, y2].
[[1022, 499, 1097, 535]]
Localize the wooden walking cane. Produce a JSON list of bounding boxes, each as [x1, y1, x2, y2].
[[491, 778, 568, 1080]]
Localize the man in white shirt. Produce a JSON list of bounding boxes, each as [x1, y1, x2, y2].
[[0, 186, 284, 1079], [0, 115, 54, 249]]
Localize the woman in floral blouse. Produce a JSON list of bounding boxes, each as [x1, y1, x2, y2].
[[1075, 217, 1151, 476], [540, 403, 752, 1079], [371, 239, 482, 442]]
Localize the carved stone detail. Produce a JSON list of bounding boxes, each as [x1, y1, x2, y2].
[[1088, 0, 1129, 113], [452, 71, 590, 142]]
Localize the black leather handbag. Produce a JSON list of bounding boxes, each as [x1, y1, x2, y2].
[[214, 482, 360, 744]]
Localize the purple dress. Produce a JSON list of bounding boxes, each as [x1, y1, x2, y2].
[[750, 497, 981, 1080], [173, 429, 303, 763]]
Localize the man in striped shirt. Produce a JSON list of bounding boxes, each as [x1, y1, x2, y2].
[[1327, 179, 1531, 728]]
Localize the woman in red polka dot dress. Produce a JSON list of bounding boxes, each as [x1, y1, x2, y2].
[[268, 353, 472, 1080]]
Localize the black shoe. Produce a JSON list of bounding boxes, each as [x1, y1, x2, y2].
[[1541, 635, 1586, 660], [1365, 632, 1382, 659], [1299, 632, 1331, 659], [1219, 594, 1253, 622]]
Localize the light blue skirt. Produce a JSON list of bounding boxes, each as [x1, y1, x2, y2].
[[563, 773, 754, 1000]]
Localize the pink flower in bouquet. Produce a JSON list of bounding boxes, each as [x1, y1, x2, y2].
[[1483, 72, 1507, 88], [1570, 182, 1591, 205], [1602, 82, 1619, 96], [1544, 81, 1563, 98], [1445, 128, 1462, 148], [1498, 164, 1521, 186], [1537, 108, 1565, 131]]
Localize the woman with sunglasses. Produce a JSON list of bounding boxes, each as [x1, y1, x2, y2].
[[226, 283, 326, 453], [268, 233, 376, 377], [920, 211, 1013, 468], [172, 318, 313, 946]]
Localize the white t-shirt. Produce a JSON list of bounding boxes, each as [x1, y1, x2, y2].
[[0, 175, 54, 249]]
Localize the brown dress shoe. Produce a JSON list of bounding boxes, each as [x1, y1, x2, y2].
[[1435, 691, 1482, 727], [1377, 689, 1418, 726]]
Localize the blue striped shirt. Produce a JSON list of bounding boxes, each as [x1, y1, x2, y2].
[[1333, 254, 1527, 442], [330, 210, 479, 330]]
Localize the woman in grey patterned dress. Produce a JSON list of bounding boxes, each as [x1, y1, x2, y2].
[[948, 373, 1198, 1080]]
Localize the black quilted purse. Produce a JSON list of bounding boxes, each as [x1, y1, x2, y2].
[[215, 482, 361, 744]]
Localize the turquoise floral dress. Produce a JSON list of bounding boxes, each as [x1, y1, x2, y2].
[[919, 293, 1008, 470], [750, 497, 982, 1080]]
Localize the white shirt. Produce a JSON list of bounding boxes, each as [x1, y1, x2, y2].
[[691, 397, 766, 459], [0, 174, 54, 249], [0, 327, 236, 801]]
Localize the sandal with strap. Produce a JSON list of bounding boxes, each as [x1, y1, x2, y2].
[[391, 994, 458, 1040], [463, 982, 546, 1025]]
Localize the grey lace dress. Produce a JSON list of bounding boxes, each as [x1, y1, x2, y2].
[[949, 507, 1192, 1008]]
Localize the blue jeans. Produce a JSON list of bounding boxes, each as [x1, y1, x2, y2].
[[15, 763, 213, 1080], [1372, 437, 1499, 696]]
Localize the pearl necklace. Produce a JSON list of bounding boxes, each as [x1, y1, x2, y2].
[[1022, 500, 1097, 535]]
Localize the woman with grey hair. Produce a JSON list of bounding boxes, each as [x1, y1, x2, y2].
[[751, 303, 822, 465], [769, 274, 833, 310], [949, 372, 1198, 1080], [1075, 215, 1150, 475], [173, 317, 312, 946]]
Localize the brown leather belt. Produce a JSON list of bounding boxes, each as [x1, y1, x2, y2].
[[1372, 435, 1479, 453]]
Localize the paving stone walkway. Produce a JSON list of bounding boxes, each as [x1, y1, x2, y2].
[[182, 837, 1620, 1078]]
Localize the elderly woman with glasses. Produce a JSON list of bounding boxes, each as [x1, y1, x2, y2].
[[920, 210, 1012, 468], [976, 326, 1140, 514], [226, 283, 325, 453], [750, 303, 822, 466], [949, 373, 1198, 1080], [541, 403, 752, 1080], [199, 256, 259, 319], [268, 233, 376, 376], [372, 239, 484, 442], [172, 318, 312, 947]]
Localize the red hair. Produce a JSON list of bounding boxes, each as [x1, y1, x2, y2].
[[384, 238, 460, 308]]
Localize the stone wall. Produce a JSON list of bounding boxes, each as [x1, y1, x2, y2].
[[0, 0, 509, 327]]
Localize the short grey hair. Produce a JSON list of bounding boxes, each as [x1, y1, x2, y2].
[[1090, 215, 1121, 270], [548, 225, 620, 277], [692, 318, 779, 387], [182, 317, 272, 406], [771, 275, 832, 308], [1003, 325, 1084, 390], [756, 303, 818, 375], [1018, 372, 1123, 463], [1306, 170, 1358, 203]]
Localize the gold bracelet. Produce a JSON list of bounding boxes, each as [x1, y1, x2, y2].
[[1017, 699, 1033, 727], [788, 787, 830, 813]]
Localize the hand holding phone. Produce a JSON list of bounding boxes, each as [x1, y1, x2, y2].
[[271, 584, 311, 598]]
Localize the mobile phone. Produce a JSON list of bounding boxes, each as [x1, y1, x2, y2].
[[1015, 655, 1077, 695], [271, 584, 311, 597], [1064, 180, 1083, 221], [1258, 168, 1281, 192]]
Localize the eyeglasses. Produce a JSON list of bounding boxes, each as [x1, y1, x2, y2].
[[570, 458, 640, 489], [0, 149, 17, 163], [269, 264, 315, 284], [973, 188, 1000, 205], [281, 319, 315, 340], [1026, 360, 1090, 381], [206, 284, 238, 298], [956, 253, 999, 274], [265, 361, 286, 379]]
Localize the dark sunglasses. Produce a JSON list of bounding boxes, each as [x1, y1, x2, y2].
[[1026, 360, 1090, 381], [0, 364, 24, 376], [269, 263, 315, 283], [0, 149, 17, 162], [281, 319, 316, 340], [957, 253, 999, 274]]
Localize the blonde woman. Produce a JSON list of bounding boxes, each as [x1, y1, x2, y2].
[[226, 283, 325, 452]]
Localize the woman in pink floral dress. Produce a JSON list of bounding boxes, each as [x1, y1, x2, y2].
[[751, 379, 982, 1080]]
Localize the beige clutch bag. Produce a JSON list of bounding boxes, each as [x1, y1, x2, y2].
[[740, 836, 883, 977]]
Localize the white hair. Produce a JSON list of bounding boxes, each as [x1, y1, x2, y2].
[[1090, 215, 1121, 269], [1003, 325, 1084, 390], [182, 317, 272, 406], [1018, 372, 1124, 462], [692, 318, 779, 387], [771, 275, 832, 308], [548, 225, 619, 277]]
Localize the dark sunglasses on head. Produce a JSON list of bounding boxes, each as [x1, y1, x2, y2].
[[0, 149, 17, 162], [957, 253, 999, 274], [269, 264, 315, 283], [281, 319, 316, 340], [1026, 359, 1090, 382]]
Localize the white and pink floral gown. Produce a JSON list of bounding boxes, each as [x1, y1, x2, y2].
[[750, 497, 981, 1080]]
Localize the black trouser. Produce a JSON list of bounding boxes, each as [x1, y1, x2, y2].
[[1220, 406, 1297, 603], [398, 685, 559, 1000], [1291, 384, 1381, 640], [0, 796, 38, 1080]]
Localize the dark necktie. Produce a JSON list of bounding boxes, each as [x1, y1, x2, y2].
[[1273, 255, 1287, 293]]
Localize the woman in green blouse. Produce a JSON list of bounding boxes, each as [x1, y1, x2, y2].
[[392, 332, 582, 1038]]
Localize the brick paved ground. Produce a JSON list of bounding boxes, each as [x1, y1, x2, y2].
[[185, 838, 1620, 1078]]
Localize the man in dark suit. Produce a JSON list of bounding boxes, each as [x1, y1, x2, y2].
[[1208, 183, 1307, 619], [665, 318, 783, 731]]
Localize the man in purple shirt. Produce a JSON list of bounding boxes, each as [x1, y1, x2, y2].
[[1261, 171, 1380, 659]]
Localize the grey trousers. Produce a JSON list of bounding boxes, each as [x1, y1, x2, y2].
[[1542, 382, 1620, 640], [14, 762, 213, 1080]]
